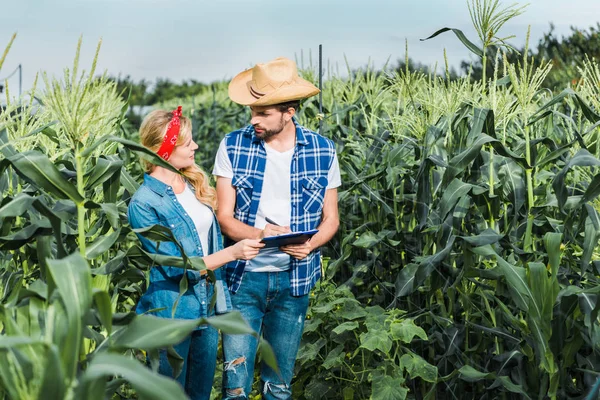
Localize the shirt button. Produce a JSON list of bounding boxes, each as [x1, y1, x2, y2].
[[170, 224, 175, 227], [201, 301, 206, 304]]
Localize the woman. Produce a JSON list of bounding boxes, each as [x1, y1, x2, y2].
[[128, 106, 264, 399]]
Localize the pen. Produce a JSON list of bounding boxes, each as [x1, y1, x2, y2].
[[265, 217, 280, 226]]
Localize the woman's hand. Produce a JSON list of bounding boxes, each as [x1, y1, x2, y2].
[[230, 239, 265, 260]]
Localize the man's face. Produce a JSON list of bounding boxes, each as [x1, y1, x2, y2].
[[250, 106, 290, 140]]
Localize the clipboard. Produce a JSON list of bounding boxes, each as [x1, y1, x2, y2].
[[260, 229, 318, 248]]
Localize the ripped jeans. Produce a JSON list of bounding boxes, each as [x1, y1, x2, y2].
[[222, 271, 309, 399]]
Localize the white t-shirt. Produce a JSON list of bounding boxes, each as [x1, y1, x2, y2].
[[175, 185, 213, 254], [213, 138, 341, 272]]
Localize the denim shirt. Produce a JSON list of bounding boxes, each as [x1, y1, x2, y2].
[[128, 174, 232, 326]]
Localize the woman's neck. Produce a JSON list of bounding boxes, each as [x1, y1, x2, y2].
[[150, 166, 186, 193]]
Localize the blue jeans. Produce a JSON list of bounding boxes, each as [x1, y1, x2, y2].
[[156, 281, 219, 400], [222, 272, 310, 399]]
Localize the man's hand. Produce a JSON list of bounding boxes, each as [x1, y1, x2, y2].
[[260, 223, 291, 239], [281, 241, 313, 260]]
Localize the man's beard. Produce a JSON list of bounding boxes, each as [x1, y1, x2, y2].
[[254, 115, 285, 140]]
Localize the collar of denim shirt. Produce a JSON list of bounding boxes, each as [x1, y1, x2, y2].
[[143, 173, 193, 197], [142, 173, 211, 210], [142, 173, 170, 197]]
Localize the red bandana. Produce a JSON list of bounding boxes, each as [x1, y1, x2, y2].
[[157, 106, 183, 160]]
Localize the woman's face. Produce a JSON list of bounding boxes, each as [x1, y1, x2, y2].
[[169, 132, 199, 169]]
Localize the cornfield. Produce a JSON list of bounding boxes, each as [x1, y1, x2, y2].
[[1, 1, 600, 399]]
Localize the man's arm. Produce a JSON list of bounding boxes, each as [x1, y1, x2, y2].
[[215, 177, 290, 241], [281, 188, 339, 260]]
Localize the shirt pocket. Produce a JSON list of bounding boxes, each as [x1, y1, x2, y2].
[[232, 175, 254, 213], [158, 217, 187, 253], [302, 176, 328, 214]]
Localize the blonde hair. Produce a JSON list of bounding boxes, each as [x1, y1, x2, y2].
[[139, 109, 218, 210]]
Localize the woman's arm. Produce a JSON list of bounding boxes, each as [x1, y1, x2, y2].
[[202, 239, 264, 270], [202, 247, 235, 270]]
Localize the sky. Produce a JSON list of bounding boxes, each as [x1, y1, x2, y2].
[[1, 0, 600, 94]]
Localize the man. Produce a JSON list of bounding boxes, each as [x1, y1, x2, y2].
[[213, 57, 341, 399]]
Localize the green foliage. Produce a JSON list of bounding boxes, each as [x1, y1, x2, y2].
[[0, 38, 263, 400], [2, 2, 600, 399], [161, 43, 600, 397], [292, 284, 435, 399], [463, 23, 600, 90], [467, 0, 527, 52], [0, 33, 16, 74]]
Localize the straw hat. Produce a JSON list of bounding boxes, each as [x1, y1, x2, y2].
[[228, 57, 320, 106]]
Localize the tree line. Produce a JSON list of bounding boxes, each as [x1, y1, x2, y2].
[[110, 23, 600, 126]]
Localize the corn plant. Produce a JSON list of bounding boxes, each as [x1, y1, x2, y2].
[[85, 2, 600, 397], [160, 52, 600, 397], [0, 38, 266, 400]]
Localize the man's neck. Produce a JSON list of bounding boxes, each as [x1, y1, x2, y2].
[[263, 120, 296, 152]]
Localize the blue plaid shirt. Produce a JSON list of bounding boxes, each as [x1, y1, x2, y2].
[[222, 121, 337, 296]]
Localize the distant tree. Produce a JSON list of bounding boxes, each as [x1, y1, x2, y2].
[[104, 76, 212, 128], [461, 23, 600, 90], [535, 23, 600, 88], [106, 75, 149, 105], [392, 57, 460, 80], [106, 76, 210, 106], [145, 78, 209, 105]]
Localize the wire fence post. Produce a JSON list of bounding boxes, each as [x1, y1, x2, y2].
[[0, 63, 23, 97], [318, 44, 323, 135]]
